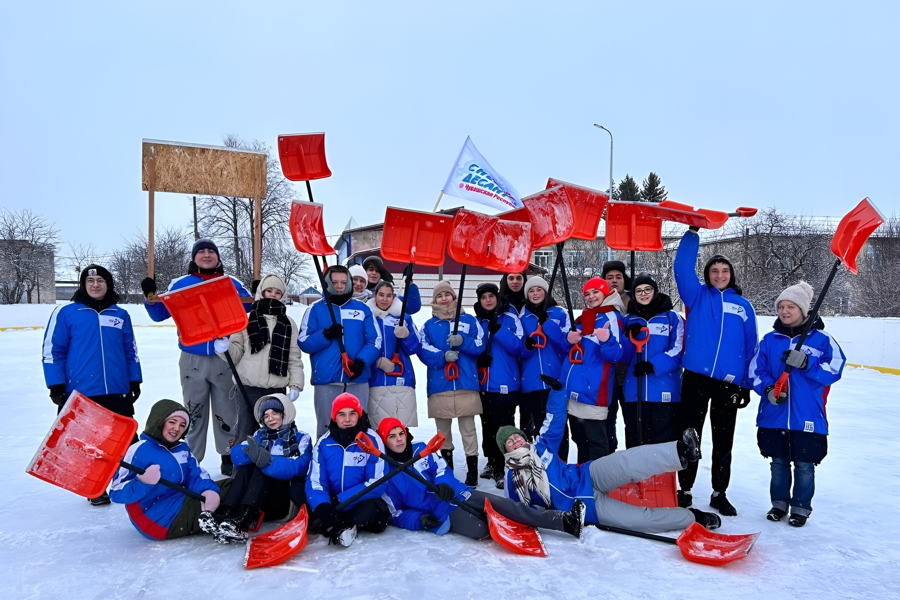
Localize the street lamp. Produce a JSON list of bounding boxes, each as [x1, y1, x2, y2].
[[594, 124, 614, 260]]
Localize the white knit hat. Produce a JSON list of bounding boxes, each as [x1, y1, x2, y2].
[[255, 273, 287, 300], [775, 281, 814, 317], [349, 264, 367, 281], [523, 276, 549, 295]]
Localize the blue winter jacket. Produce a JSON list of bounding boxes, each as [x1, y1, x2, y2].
[[298, 298, 381, 385], [367, 298, 422, 389], [109, 434, 218, 540], [674, 230, 758, 388], [477, 308, 525, 394], [305, 428, 387, 511], [42, 303, 142, 397], [382, 442, 471, 532], [231, 428, 313, 480], [621, 311, 684, 403], [417, 313, 485, 396], [749, 325, 845, 435], [560, 308, 625, 408], [519, 306, 571, 393], [144, 274, 252, 355]]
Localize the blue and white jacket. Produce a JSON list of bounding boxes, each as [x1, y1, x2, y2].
[[621, 311, 684, 403], [144, 274, 252, 355], [749, 321, 845, 435], [382, 442, 471, 533], [231, 428, 313, 480], [519, 306, 571, 394], [476, 307, 525, 395], [42, 302, 142, 397], [109, 434, 218, 540], [416, 313, 485, 396], [305, 428, 387, 511], [298, 297, 381, 385], [367, 297, 421, 389], [560, 307, 625, 408]]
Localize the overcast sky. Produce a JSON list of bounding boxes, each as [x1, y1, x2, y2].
[[1, 1, 897, 259]]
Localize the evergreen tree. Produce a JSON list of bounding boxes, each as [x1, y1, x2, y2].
[[640, 172, 668, 203], [615, 174, 641, 202]]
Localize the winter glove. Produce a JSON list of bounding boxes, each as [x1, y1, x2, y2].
[[136, 464, 161, 485], [201, 490, 220, 512], [488, 319, 502, 334], [213, 337, 230, 353], [633, 362, 655, 377], [140, 277, 158, 297], [624, 322, 644, 338], [402, 263, 415, 280], [434, 483, 457, 503], [377, 357, 397, 374], [446, 333, 464, 348], [49, 384, 67, 407], [128, 381, 142, 403], [765, 385, 788, 405], [567, 331, 582, 345], [393, 325, 410, 339], [524, 336, 536, 351], [539, 374, 564, 391], [444, 350, 459, 363], [477, 354, 493, 368], [323, 323, 344, 340], [730, 388, 752, 409], [250, 279, 261, 295], [782, 349, 809, 370], [313, 503, 340, 536], [689, 225, 700, 233], [287, 388, 300, 401], [244, 436, 273, 468], [595, 322, 612, 343], [419, 514, 443, 530], [349, 358, 366, 381]]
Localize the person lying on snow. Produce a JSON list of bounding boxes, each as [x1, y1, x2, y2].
[[306, 393, 392, 548], [500, 377, 722, 533], [377, 418, 585, 540], [199, 394, 312, 543], [109, 400, 227, 540]]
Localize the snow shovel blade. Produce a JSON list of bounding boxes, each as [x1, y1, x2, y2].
[[483, 498, 548, 557], [675, 522, 760, 566], [830, 197, 885, 274], [26, 391, 137, 499], [159, 276, 249, 346], [607, 472, 677, 508], [500, 185, 574, 248], [244, 505, 309, 569], [289, 200, 337, 256], [604, 202, 664, 251], [547, 178, 609, 241], [447, 209, 532, 273], [278, 133, 332, 182], [381, 207, 454, 267], [488, 219, 532, 273], [657, 200, 728, 229]]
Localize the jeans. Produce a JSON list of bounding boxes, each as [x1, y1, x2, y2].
[[770, 457, 815, 517]]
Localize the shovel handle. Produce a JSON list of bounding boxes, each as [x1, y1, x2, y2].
[[568, 343, 584, 365], [628, 327, 651, 354], [119, 461, 205, 502], [354, 432, 382, 457], [445, 361, 459, 381], [341, 352, 354, 377], [773, 371, 790, 399], [594, 523, 677, 545], [385, 353, 405, 377], [530, 324, 547, 349], [478, 367, 488, 386]]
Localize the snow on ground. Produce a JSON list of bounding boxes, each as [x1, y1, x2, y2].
[[1, 324, 898, 600]]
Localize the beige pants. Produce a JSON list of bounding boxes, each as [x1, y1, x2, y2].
[[435, 416, 478, 457]]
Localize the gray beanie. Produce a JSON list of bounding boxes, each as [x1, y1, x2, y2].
[[775, 281, 814, 317], [523, 276, 549, 295]]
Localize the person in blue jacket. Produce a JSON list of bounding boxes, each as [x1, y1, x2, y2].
[[305, 393, 392, 547], [500, 376, 722, 533], [367, 280, 422, 429], [377, 418, 584, 540], [621, 273, 685, 448], [673, 226, 758, 516], [199, 394, 312, 543], [473, 282, 524, 488], [43, 264, 142, 505], [110, 400, 225, 540], [298, 264, 381, 438], [749, 282, 845, 528], [416, 281, 484, 486], [140, 239, 252, 472]]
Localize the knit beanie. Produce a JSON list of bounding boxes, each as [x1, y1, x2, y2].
[[432, 280, 456, 301], [377, 417, 405, 444], [257, 397, 285, 422], [582, 277, 610, 296], [496, 425, 526, 453], [191, 238, 220, 260], [79, 264, 114, 289], [775, 281, 814, 317], [331, 393, 364, 421], [524, 276, 549, 295], [255, 273, 286, 300], [349, 264, 367, 281], [631, 272, 659, 295], [476, 282, 500, 300]]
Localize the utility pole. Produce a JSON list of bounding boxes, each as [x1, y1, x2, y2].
[[193, 196, 199, 241], [594, 124, 615, 261]]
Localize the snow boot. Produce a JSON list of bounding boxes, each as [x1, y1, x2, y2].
[[88, 491, 111, 506], [766, 507, 787, 522], [492, 466, 505, 490], [678, 490, 693, 508], [562, 499, 586, 539], [465, 455, 479, 487], [676, 428, 701, 467], [710, 492, 738, 517], [689, 508, 722, 531], [218, 505, 259, 543], [221, 454, 233, 477], [440, 450, 454, 470], [330, 524, 358, 548], [480, 462, 495, 479], [788, 513, 808, 528]]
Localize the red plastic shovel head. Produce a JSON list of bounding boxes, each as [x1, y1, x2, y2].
[[381, 207, 454, 267], [159, 276, 250, 347], [607, 472, 677, 508], [831, 197, 885, 275], [488, 219, 532, 273], [547, 178, 609, 241], [27, 391, 138, 499], [604, 202, 664, 251], [483, 498, 548, 557], [675, 522, 760, 567], [658, 200, 727, 229], [290, 200, 337, 256], [278, 133, 332, 182], [447, 209, 533, 273], [244, 505, 309, 569], [501, 185, 574, 248]]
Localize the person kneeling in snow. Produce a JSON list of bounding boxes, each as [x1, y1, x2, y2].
[[199, 394, 312, 543], [377, 418, 585, 540], [110, 400, 226, 540], [500, 377, 722, 533]]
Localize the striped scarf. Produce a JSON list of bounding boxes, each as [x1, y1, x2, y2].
[[505, 445, 552, 508], [247, 298, 291, 377], [258, 422, 300, 458]]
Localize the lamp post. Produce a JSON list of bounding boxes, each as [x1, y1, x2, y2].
[[594, 124, 614, 260]]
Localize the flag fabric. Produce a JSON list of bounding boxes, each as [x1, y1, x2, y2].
[[441, 136, 522, 211]]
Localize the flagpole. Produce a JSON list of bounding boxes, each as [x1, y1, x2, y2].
[[432, 190, 444, 213], [433, 190, 445, 281]]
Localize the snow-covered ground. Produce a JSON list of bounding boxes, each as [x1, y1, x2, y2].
[[2, 324, 898, 599]]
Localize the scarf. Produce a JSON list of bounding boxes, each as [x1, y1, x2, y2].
[[627, 292, 674, 321], [187, 261, 225, 277], [258, 422, 301, 458], [247, 298, 291, 377], [71, 288, 119, 313], [385, 431, 415, 463], [328, 416, 369, 449], [431, 299, 459, 321], [773, 314, 824, 338], [367, 296, 402, 320], [505, 445, 552, 508]]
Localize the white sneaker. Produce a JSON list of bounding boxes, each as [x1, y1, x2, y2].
[[331, 525, 358, 548]]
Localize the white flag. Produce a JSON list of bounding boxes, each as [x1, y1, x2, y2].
[[441, 137, 522, 211]]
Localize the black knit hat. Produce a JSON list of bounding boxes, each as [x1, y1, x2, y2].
[[79, 264, 114, 289], [602, 260, 632, 289], [476, 282, 500, 300], [631, 272, 659, 295], [191, 238, 220, 260], [703, 255, 741, 294]]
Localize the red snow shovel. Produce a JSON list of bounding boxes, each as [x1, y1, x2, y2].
[[546, 178, 609, 241], [773, 197, 884, 398], [659, 200, 758, 226], [158, 276, 249, 347], [605, 201, 665, 251], [278, 133, 332, 182]]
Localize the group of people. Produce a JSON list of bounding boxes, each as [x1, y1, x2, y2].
[[41, 227, 846, 548]]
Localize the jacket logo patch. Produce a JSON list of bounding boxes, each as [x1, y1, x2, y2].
[[340, 309, 365, 321], [396, 377, 405, 386], [649, 323, 669, 336], [662, 392, 671, 402], [804, 421, 814, 433], [343, 452, 367, 467], [451, 321, 470, 334], [100, 315, 124, 329], [569, 391, 579, 402], [414, 458, 429, 472], [723, 302, 749, 322]]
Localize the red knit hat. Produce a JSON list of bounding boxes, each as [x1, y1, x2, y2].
[[582, 277, 610, 296], [331, 393, 364, 421], [376, 417, 405, 444]]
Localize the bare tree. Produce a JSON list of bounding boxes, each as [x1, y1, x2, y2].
[[56, 241, 102, 281], [109, 226, 193, 301], [849, 215, 900, 317], [0, 208, 60, 304], [264, 242, 315, 295]]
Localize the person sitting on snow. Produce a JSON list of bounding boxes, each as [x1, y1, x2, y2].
[[109, 400, 226, 540], [377, 418, 585, 540], [500, 376, 722, 534], [199, 394, 312, 543]]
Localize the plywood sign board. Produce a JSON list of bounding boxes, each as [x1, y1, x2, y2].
[[141, 139, 266, 198]]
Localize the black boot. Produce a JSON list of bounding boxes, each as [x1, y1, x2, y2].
[[676, 428, 701, 468], [710, 492, 738, 517], [479, 463, 495, 479], [219, 505, 259, 542], [767, 507, 787, 522], [465, 455, 479, 486], [440, 449, 454, 470], [562, 499, 586, 538], [221, 454, 233, 477], [492, 462, 505, 489], [88, 491, 111, 506], [788, 513, 808, 527], [678, 490, 693, 508], [689, 508, 722, 530]]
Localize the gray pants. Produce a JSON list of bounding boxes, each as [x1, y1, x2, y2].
[[449, 490, 565, 540], [313, 383, 370, 438], [179, 352, 241, 462], [588, 441, 695, 533]]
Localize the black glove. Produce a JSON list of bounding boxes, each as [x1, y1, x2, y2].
[[625, 322, 644, 338], [128, 381, 141, 403], [49, 384, 67, 407], [140, 277, 157, 297], [477, 354, 493, 368], [524, 337, 536, 351], [323, 323, 344, 340], [419, 513, 443, 530], [313, 503, 340, 536], [250, 279, 261, 295], [244, 436, 273, 468], [402, 263, 414, 280], [434, 483, 457, 503], [539, 374, 563, 391], [731, 388, 752, 409], [349, 358, 366, 381], [633, 361, 655, 377], [488, 319, 502, 334], [532, 306, 549, 324], [689, 225, 700, 232]]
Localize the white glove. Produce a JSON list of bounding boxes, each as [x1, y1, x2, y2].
[[377, 356, 397, 373], [136, 464, 161, 485], [287, 388, 300, 401], [213, 337, 230, 353], [446, 334, 464, 347], [393, 325, 410, 339], [567, 331, 582, 345], [201, 490, 220, 512], [444, 350, 459, 363]]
